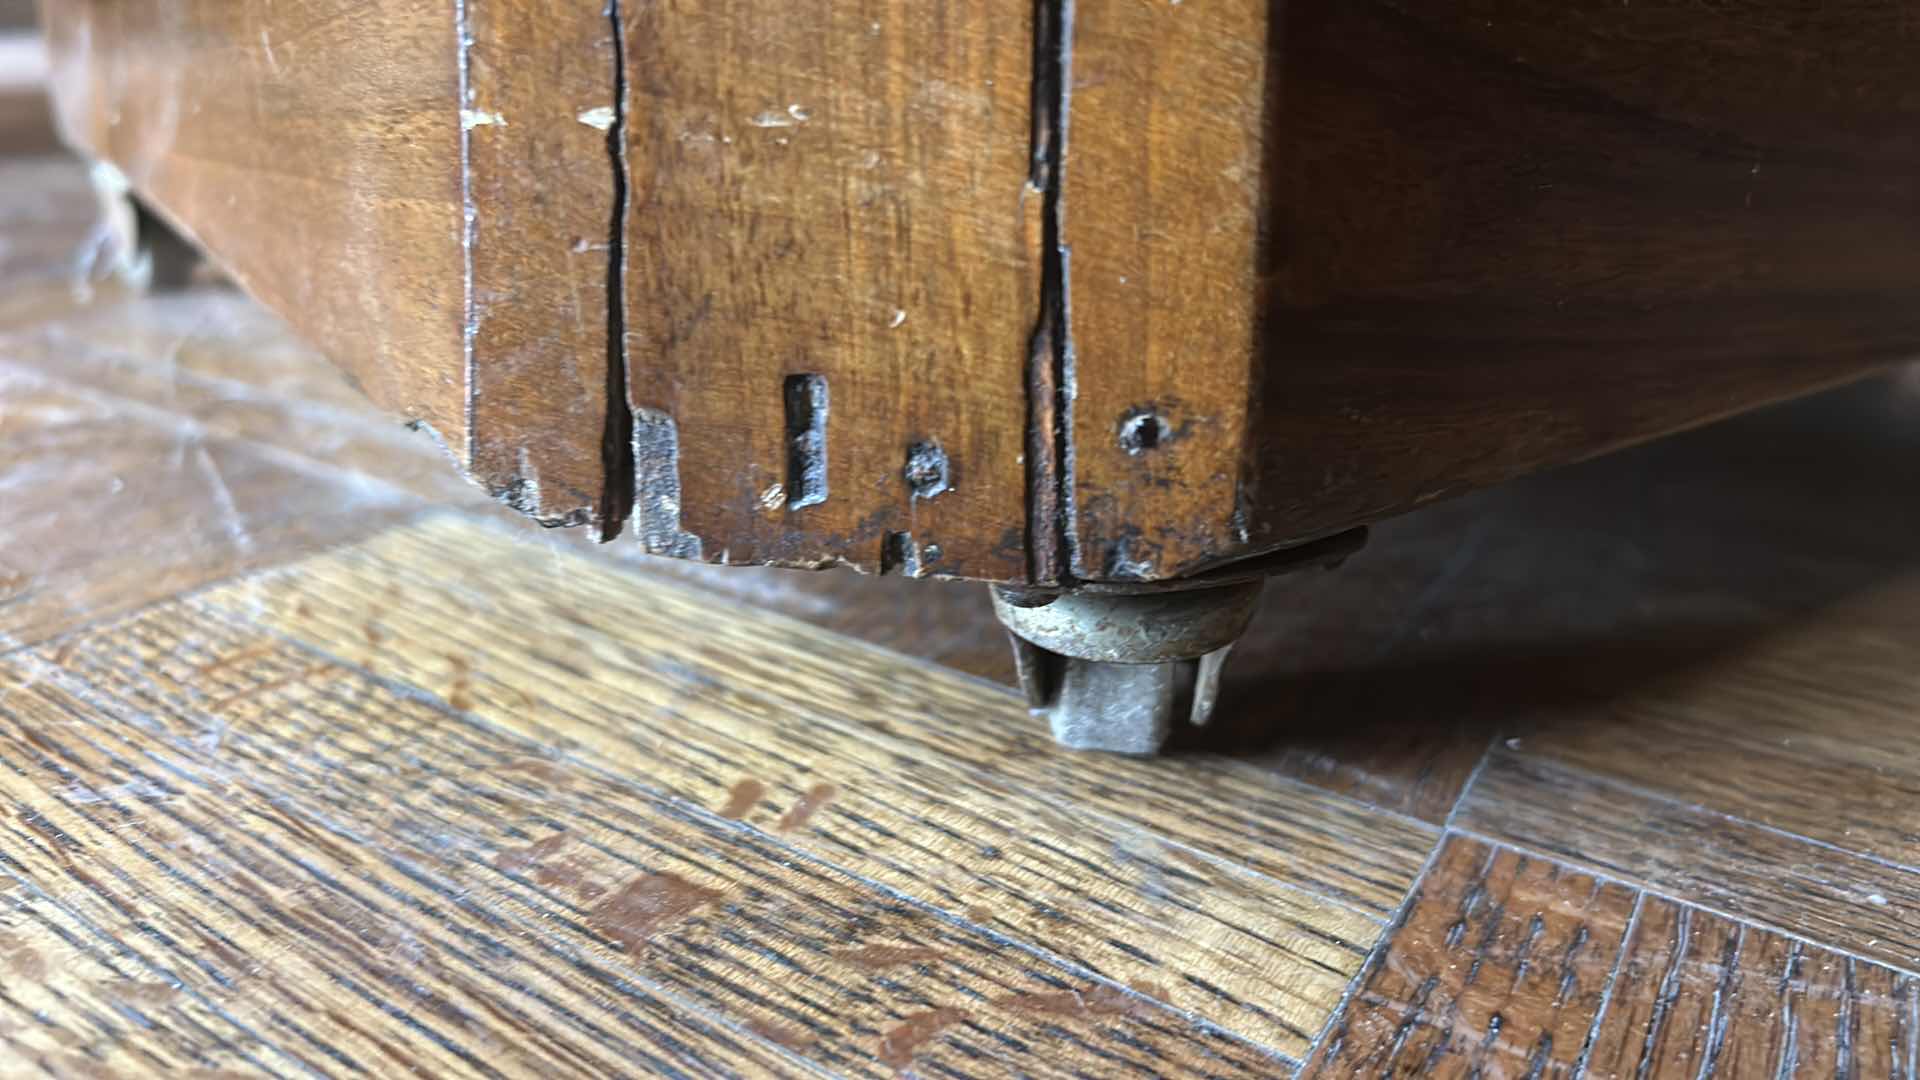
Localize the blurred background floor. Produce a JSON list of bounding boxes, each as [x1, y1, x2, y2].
[[7, 22, 1920, 1078]]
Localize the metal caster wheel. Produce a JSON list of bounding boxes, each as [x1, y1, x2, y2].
[[989, 528, 1368, 753], [992, 582, 1264, 754]]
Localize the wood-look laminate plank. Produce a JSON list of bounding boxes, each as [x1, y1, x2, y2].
[[180, 513, 1432, 1058], [1582, 898, 1916, 1079], [3, 592, 1295, 1076], [1459, 752, 1920, 977], [1500, 568, 1920, 872], [0, 360, 421, 651], [1302, 834, 1638, 1079]]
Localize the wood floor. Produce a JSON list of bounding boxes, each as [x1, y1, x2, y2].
[[8, 143, 1920, 1075]]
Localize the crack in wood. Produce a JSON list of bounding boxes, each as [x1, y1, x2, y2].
[[597, 0, 635, 541], [1024, 0, 1076, 586]]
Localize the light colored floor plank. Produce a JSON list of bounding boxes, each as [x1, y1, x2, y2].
[[4, 596, 1288, 1077], [179, 513, 1433, 1060], [0, 359, 421, 649]]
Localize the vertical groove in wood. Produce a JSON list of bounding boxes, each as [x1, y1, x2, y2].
[[1569, 890, 1646, 1079], [1021, 0, 1074, 586]]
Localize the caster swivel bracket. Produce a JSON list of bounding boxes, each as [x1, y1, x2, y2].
[[990, 528, 1366, 754]]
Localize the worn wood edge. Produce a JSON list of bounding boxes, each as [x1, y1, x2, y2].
[[1450, 814, 1920, 983]]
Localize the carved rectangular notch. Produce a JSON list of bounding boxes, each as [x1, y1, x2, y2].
[[783, 373, 829, 509]]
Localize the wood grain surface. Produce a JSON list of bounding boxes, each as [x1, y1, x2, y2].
[[462, 1, 620, 529], [1244, 0, 1920, 549], [1583, 899, 1916, 1079], [15, 117, 1920, 1073], [191, 515, 1429, 1057], [1459, 752, 1920, 978], [39, 1, 471, 455], [1305, 836, 1918, 1079], [1063, 0, 1267, 581], [1305, 836, 1639, 1078], [4, 597, 1302, 1076], [616, 0, 1037, 579], [39, 0, 1918, 585]]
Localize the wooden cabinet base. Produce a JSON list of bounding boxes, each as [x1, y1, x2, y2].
[[39, 0, 1916, 743]]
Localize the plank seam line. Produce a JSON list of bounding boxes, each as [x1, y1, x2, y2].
[[0, 355, 434, 510], [1440, 732, 1501, 834], [1908, 971, 1917, 1080], [190, 598, 1301, 1071], [1448, 825, 1920, 980], [0, 506, 438, 666], [1292, 819, 1460, 1073], [455, 0, 477, 468], [1487, 749, 1920, 888]]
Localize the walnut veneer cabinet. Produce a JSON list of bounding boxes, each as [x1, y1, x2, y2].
[[40, 0, 1920, 750]]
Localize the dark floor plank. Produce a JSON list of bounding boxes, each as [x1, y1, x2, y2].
[[1583, 898, 1916, 1079], [1499, 567, 1920, 872], [1459, 752, 1920, 979], [1302, 834, 1637, 1078]]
